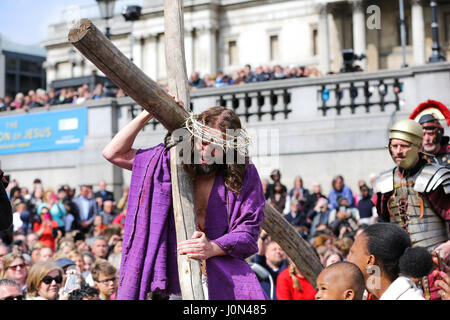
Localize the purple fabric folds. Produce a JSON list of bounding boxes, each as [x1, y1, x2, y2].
[[117, 143, 267, 300]]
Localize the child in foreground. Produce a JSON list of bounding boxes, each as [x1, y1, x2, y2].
[[315, 261, 365, 300]]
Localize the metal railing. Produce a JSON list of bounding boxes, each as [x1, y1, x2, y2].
[[215, 88, 292, 122], [318, 77, 402, 116], [124, 85, 294, 129]]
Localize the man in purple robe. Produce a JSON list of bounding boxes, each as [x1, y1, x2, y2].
[[102, 102, 267, 300]]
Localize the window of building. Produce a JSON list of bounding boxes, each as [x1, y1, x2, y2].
[[20, 60, 41, 73], [5, 74, 16, 97], [312, 26, 318, 56], [5, 56, 18, 72], [4, 51, 45, 97], [445, 12, 450, 42], [269, 35, 279, 61], [228, 40, 238, 66]]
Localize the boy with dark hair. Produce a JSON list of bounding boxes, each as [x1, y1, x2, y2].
[[68, 284, 99, 300]]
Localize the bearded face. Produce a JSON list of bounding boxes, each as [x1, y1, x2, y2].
[[422, 128, 440, 154], [181, 107, 248, 193], [192, 126, 225, 176], [195, 162, 220, 175]]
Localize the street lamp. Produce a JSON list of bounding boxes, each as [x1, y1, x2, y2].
[[96, 0, 116, 39], [96, 0, 116, 96], [398, 0, 408, 68], [428, 0, 446, 62], [122, 5, 142, 62]]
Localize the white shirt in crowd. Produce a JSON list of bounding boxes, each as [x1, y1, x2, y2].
[[12, 211, 22, 231], [379, 276, 425, 300]]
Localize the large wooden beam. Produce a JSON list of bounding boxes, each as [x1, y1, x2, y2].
[[68, 19, 323, 294], [164, 0, 205, 300], [68, 19, 188, 133], [263, 203, 323, 288]]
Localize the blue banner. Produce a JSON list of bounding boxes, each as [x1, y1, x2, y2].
[[0, 108, 88, 155]]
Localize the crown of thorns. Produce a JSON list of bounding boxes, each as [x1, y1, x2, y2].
[[184, 113, 251, 156]]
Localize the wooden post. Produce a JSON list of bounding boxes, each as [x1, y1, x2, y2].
[[164, 0, 205, 300], [68, 18, 323, 295], [263, 203, 323, 288]]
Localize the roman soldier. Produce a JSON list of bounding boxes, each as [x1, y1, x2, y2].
[[373, 119, 450, 300], [409, 99, 450, 167]]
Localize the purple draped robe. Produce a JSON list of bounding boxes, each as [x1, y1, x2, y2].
[[117, 143, 267, 300]]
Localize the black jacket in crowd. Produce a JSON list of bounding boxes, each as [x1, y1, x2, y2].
[[0, 170, 12, 231]]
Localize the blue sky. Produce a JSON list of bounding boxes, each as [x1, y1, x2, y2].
[[0, 0, 100, 45]]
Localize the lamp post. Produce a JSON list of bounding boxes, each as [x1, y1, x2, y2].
[[428, 0, 446, 62], [122, 5, 142, 62], [96, 0, 116, 39], [398, 0, 408, 68], [96, 0, 116, 96]]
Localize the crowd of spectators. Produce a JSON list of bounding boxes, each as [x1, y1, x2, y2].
[[188, 64, 323, 90], [0, 169, 448, 301], [260, 169, 379, 244], [1, 169, 371, 301], [0, 84, 127, 113], [0, 63, 325, 114], [0, 178, 128, 300], [249, 168, 449, 300], [248, 169, 378, 299]]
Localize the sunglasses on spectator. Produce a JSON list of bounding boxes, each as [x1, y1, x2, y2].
[[0, 294, 24, 301], [97, 277, 116, 284], [8, 263, 25, 271], [42, 275, 63, 285]]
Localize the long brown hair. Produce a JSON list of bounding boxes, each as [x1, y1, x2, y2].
[[183, 106, 248, 194]]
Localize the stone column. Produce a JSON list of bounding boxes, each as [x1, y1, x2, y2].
[[132, 36, 143, 69], [411, 0, 426, 65], [197, 26, 217, 76], [73, 54, 84, 77], [184, 28, 194, 77], [318, 3, 330, 75], [351, 0, 367, 70], [156, 33, 167, 81], [43, 61, 57, 89], [142, 34, 158, 79]]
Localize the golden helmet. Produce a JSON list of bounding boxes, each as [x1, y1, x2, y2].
[[389, 119, 423, 147], [388, 119, 423, 169]]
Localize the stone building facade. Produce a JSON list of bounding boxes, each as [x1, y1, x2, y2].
[[41, 0, 450, 88]]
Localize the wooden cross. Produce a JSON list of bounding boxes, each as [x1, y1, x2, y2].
[[163, 0, 205, 300], [68, 3, 322, 300]]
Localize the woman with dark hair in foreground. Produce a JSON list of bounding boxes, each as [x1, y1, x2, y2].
[[348, 223, 434, 300]]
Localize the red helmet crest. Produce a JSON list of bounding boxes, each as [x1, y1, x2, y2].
[[409, 100, 450, 127]]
